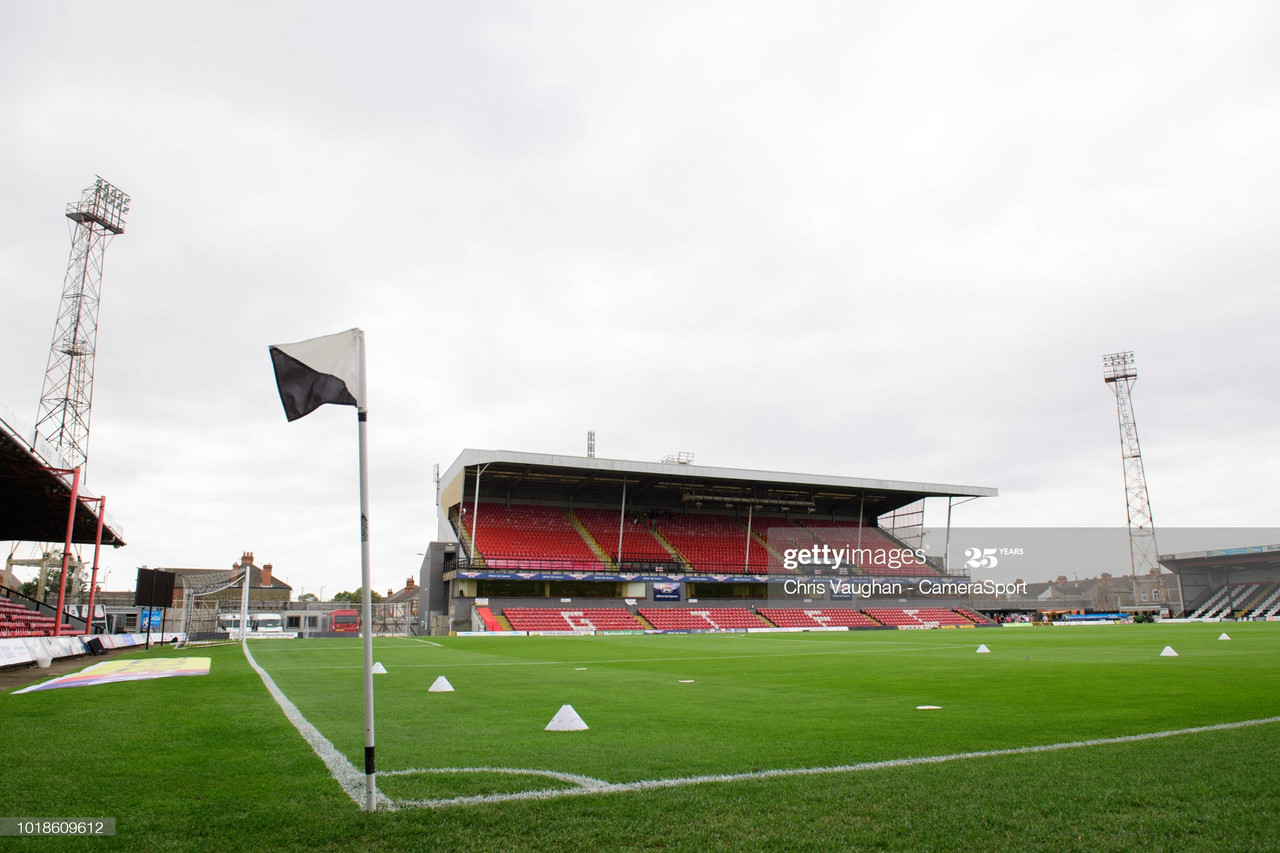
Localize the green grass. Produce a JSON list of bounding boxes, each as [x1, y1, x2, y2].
[[5, 623, 1279, 851]]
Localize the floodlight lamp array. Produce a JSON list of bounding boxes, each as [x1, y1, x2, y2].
[[1102, 351, 1136, 382]]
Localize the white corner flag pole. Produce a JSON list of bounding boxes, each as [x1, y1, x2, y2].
[[357, 398, 377, 810], [239, 563, 251, 642], [267, 326, 375, 810]]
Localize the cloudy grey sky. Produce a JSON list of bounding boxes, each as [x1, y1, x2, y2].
[[2, 1, 1278, 595]]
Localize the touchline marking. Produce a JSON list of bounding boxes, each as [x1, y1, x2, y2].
[[393, 715, 1280, 810], [242, 642, 396, 811], [405, 637, 444, 647]]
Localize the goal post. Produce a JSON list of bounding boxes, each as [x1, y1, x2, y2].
[[176, 569, 249, 645]]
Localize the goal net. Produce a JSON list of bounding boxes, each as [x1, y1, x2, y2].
[[176, 569, 247, 645]]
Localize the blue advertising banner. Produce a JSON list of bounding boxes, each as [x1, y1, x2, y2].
[[652, 582, 681, 602], [140, 608, 164, 629]]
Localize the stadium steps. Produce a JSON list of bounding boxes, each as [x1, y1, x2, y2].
[[911, 608, 979, 628], [633, 611, 657, 630], [1250, 583, 1280, 618], [565, 509, 617, 570], [474, 606, 506, 632], [638, 607, 770, 631], [573, 508, 678, 565], [1191, 586, 1232, 618], [1208, 583, 1260, 617], [1238, 583, 1278, 617], [875, 527, 945, 577], [955, 607, 996, 626], [454, 515, 486, 569], [795, 520, 936, 578], [859, 610, 887, 628], [650, 524, 689, 567], [649, 528, 695, 573], [744, 521, 787, 567]]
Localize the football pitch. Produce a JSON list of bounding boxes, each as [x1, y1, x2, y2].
[[7, 624, 1280, 851]]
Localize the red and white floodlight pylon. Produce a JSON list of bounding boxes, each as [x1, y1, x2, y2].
[[1102, 351, 1161, 609], [34, 177, 130, 473]]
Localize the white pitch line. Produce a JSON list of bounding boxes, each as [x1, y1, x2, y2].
[[242, 642, 394, 811], [404, 637, 444, 647], [392, 715, 1280, 810], [383, 766, 609, 789]]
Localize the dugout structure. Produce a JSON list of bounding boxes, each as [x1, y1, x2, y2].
[[419, 449, 997, 634]]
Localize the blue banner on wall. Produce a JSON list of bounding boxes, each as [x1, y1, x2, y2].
[[652, 582, 682, 602]]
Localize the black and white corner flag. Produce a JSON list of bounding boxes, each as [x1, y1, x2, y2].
[[268, 326, 379, 811], [269, 329, 367, 421]]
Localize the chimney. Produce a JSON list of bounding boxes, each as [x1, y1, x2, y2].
[[387, 588, 394, 597], [1101, 572, 1112, 582], [262, 563, 273, 587], [1056, 575, 1068, 585], [241, 551, 254, 566], [405, 577, 415, 590]]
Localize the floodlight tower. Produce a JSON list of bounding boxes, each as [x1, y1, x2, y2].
[[1102, 351, 1159, 606], [34, 177, 130, 472]]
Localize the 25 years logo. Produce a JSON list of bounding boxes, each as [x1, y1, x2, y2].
[[963, 546, 1023, 569]]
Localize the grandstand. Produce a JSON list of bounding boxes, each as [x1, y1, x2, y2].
[[638, 607, 769, 631], [573, 507, 677, 565], [504, 607, 645, 632], [1162, 546, 1280, 620], [419, 449, 999, 635], [757, 608, 882, 629], [0, 402, 124, 638], [0, 403, 124, 549], [460, 502, 603, 572], [0, 595, 67, 637]]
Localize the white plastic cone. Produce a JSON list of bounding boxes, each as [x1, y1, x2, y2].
[[428, 675, 454, 692], [1219, 633, 1231, 640], [1160, 646, 1178, 657], [372, 662, 388, 674], [976, 644, 990, 654], [545, 704, 589, 731]]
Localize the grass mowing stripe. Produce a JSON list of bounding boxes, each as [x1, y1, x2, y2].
[[277, 642, 974, 671], [394, 714, 1280, 809]]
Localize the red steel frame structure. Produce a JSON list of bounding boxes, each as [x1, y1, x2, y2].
[[40, 465, 107, 636]]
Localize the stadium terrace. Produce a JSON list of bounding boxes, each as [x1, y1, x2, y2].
[[419, 449, 999, 635]]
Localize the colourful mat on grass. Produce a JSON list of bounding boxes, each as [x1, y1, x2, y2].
[[13, 658, 211, 693]]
